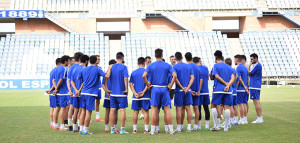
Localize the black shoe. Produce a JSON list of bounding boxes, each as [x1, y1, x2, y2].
[[78, 126, 80, 131], [68, 126, 73, 131], [64, 120, 68, 124]]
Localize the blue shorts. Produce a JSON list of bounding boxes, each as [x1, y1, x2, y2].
[[174, 91, 193, 107], [151, 87, 171, 107], [237, 92, 248, 104], [132, 100, 151, 111], [232, 95, 237, 106], [212, 94, 232, 106], [69, 96, 73, 105], [103, 99, 111, 108], [81, 95, 96, 111], [66, 95, 70, 106], [80, 95, 86, 109], [192, 95, 201, 106], [96, 90, 101, 100], [73, 97, 80, 108], [49, 95, 56, 108], [55, 95, 60, 107], [58, 96, 68, 107], [200, 95, 210, 105], [110, 96, 128, 109], [158, 104, 172, 110], [250, 89, 260, 100]]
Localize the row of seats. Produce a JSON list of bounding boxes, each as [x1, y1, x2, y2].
[[153, 0, 257, 10], [121, 32, 231, 74], [0, 33, 110, 79], [266, 0, 300, 9], [240, 30, 300, 77], [12, 0, 142, 11]]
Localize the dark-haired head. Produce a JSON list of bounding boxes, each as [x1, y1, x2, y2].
[[116, 52, 124, 60], [138, 57, 145, 65], [80, 55, 89, 63], [60, 55, 70, 65], [109, 59, 117, 65], [214, 50, 223, 61], [193, 57, 200, 64], [90, 55, 97, 64], [155, 49, 163, 58], [56, 58, 61, 65], [185, 52, 192, 61], [145, 56, 151, 60], [250, 53, 258, 59], [241, 55, 247, 61], [74, 52, 84, 62], [175, 52, 183, 60]]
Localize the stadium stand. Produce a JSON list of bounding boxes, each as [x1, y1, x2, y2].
[[121, 31, 231, 73], [240, 30, 300, 78], [153, 0, 257, 11], [11, 0, 142, 11], [266, 0, 300, 9], [0, 33, 109, 79]]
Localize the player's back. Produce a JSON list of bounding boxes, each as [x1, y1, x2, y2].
[[130, 68, 150, 98], [173, 62, 193, 91], [71, 65, 84, 89], [236, 64, 248, 90], [49, 67, 56, 94], [232, 69, 238, 89], [189, 63, 201, 92], [80, 66, 105, 95], [146, 61, 173, 86], [55, 65, 68, 94], [199, 65, 209, 94], [110, 63, 129, 95], [212, 62, 234, 92]]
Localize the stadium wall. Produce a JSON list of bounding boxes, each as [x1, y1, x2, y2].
[[56, 18, 97, 33], [239, 16, 298, 33], [15, 19, 67, 34], [130, 17, 184, 32]]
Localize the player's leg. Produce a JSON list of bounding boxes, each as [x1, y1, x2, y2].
[[198, 105, 202, 128], [50, 107, 54, 128], [132, 100, 140, 134], [163, 109, 168, 133], [59, 96, 67, 130], [176, 106, 182, 132], [79, 108, 86, 134], [143, 109, 150, 134], [115, 109, 119, 133], [119, 97, 128, 134], [251, 90, 263, 123], [141, 100, 150, 134], [82, 95, 95, 135], [103, 99, 110, 132], [237, 93, 244, 124], [222, 94, 232, 131], [210, 93, 222, 131], [174, 91, 183, 132], [243, 93, 248, 124], [67, 104, 73, 131], [95, 90, 103, 121], [150, 106, 158, 135], [203, 105, 210, 130], [184, 92, 193, 132], [193, 105, 199, 131], [72, 107, 79, 132], [109, 96, 118, 133], [181, 106, 185, 131], [162, 87, 175, 135]]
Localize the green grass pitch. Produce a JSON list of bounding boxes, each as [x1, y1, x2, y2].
[[0, 86, 299, 143]]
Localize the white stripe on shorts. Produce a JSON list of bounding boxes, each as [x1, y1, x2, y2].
[[110, 94, 127, 97], [132, 98, 151, 101], [81, 93, 98, 96]]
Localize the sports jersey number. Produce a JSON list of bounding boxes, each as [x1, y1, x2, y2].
[[28, 11, 37, 17], [0, 11, 6, 17]]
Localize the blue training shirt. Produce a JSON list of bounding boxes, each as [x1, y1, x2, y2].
[[78, 66, 106, 96], [54, 65, 68, 95], [249, 62, 262, 90], [129, 68, 150, 100], [49, 67, 56, 94], [173, 62, 194, 92], [189, 63, 202, 93], [71, 65, 84, 93], [199, 65, 209, 95], [212, 62, 234, 94], [98, 66, 103, 90], [236, 64, 249, 92], [145, 61, 174, 86], [232, 69, 239, 95], [67, 64, 79, 94], [109, 63, 129, 97]]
